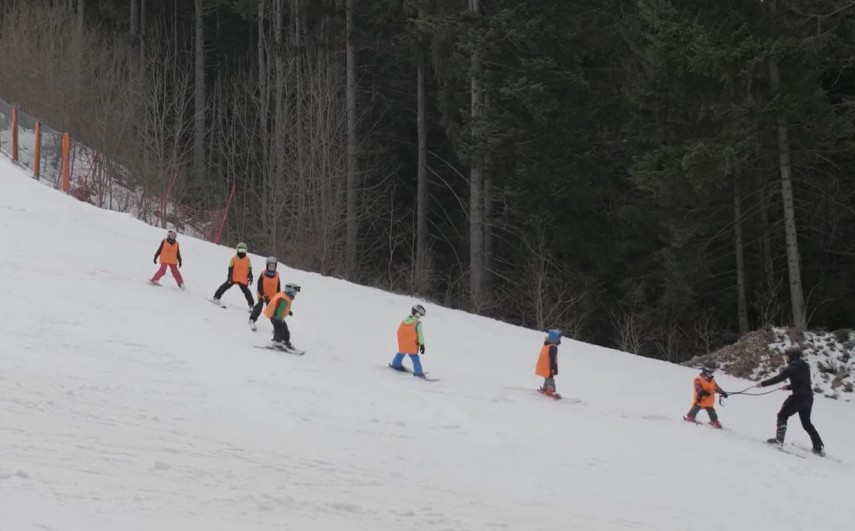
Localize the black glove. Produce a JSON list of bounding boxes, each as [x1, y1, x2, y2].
[[552, 367, 558, 376], [248, 275, 254, 284], [178, 260, 182, 268], [288, 311, 293, 316], [153, 257, 157, 264], [698, 390, 709, 398], [419, 344, 425, 354], [720, 391, 729, 398]]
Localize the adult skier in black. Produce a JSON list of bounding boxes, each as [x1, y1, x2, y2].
[[756, 347, 825, 456]]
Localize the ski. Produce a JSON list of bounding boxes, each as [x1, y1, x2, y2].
[[789, 442, 839, 462], [387, 363, 439, 381], [536, 387, 563, 400], [254, 344, 306, 356], [764, 439, 807, 459]]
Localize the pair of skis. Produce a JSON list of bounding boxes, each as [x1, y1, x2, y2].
[[388, 364, 440, 381]]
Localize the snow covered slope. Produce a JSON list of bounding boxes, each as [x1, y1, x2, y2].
[[0, 156, 852, 531]]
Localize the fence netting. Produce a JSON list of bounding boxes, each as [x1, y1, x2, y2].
[[0, 96, 234, 243]]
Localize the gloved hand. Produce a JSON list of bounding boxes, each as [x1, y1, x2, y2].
[[178, 260, 182, 268], [783, 384, 791, 391], [553, 367, 558, 376], [288, 311, 293, 316], [720, 391, 729, 398], [419, 344, 425, 354], [153, 257, 157, 264], [697, 390, 709, 398], [248, 274, 254, 284], [755, 382, 763, 388]]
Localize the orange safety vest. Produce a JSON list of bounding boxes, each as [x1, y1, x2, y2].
[[693, 375, 717, 408], [258, 272, 280, 300], [263, 292, 293, 319], [159, 239, 180, 265], [535, 343, 555, 378], [230, 255, 252, 284], [397, 320, 420, 354]]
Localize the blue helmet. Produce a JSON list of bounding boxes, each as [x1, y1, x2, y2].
[[547, 329, 561, 344]]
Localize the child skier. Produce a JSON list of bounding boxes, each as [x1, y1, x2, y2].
[[249, 256, 281, 331], [263, 283, 301, 352], [150, 229, 184, 289], [684, 362, 728, 428], [212, 242, 255, 310], [390, 304, 427, 378], [535, 329, 562, 398]]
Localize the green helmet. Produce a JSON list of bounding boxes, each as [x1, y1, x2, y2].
[[236, 242, 248, 254]]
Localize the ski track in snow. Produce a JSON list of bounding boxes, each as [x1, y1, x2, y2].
[[1, 156, 853, 531]]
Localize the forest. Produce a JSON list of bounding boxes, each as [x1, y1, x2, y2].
[[1, 0, 854, 361]]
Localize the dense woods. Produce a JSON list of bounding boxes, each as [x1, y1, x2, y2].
[[2, 0, 855, 360]]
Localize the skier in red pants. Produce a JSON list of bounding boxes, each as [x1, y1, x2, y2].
[[150, 229, 184, 289]]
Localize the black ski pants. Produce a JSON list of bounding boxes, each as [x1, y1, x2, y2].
[[271, 318, 290, 343], [686, 405, 719, 423], [777, 393, 823, 448], [249, 298, 267, 322], [214, 281, 254, 307]]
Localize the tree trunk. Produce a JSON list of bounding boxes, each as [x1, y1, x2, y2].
[[415, 0, 428, 293], [130, 0, 138, 65], [293, 0, 305, 182], [733, 176, 749, 335], [140, 0, 147, 67], [468, 0, 484, 310], [345, 0, 358, 277], [194, 0, 207, 187], [767, 0, 805, 330], [77, 0, 84, 29], [755, 169, 774, 286]]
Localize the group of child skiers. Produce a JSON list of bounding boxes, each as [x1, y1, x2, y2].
[[148, 229, 827, 455], [149, 232, 301, 353]]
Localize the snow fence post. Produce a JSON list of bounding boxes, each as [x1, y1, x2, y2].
[[60, 133, 71, 192], [33, 120, 41, 179], [10, 106, 18, 163]]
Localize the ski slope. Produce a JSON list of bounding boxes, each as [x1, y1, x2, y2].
[[0, 156, 852, 531]]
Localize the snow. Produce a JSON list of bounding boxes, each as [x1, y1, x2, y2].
[[1, 155, 853, 531]]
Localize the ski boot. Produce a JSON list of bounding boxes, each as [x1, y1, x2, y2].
[[179, 283, 185, 291], [683, 415, 699, 424], [812, 445, 825, 457], [766, 437, 783, 447], [709, 420, 722, 429], [249, 319, 257, 331]]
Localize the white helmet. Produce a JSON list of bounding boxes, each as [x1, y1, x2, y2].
[[411, 304, 426, 317]]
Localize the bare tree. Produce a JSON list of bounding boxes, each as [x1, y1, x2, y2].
[[610, 301, 649, 355], [734, 175, 749, 334], [767, 0, 805, 331], [345, 0, 359, 278], [468, 0, 485, 310], [414, 0, 429, 294], [193, 0, 207, 188]]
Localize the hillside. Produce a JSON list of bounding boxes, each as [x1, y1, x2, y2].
[[0, 156, 852, 531]]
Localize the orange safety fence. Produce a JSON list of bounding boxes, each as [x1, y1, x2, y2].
[[0, 96, 234, 244]]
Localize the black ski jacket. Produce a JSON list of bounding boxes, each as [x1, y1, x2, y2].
[[760, 358, 813, 396]]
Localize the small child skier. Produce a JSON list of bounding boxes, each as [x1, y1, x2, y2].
[[249, 256, 281, 331], [263, 283, 301, 352], [390, 304, 427, 378], [684, 362, 728, 428], [212, 242, 255, 310], [535, 329, 562, 398], [150, 229, 184, 289]]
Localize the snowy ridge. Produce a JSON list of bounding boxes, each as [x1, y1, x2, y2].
[[0, 156, 852, 531]]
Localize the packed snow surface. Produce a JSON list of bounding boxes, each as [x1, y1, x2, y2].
[[1, 156, 852, 531]]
